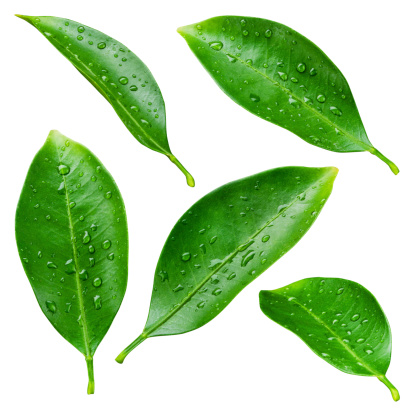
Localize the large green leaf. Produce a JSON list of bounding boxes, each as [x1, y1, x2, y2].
[[259, 278, 399, 401], [116, 166, 337, 362], [17, 15, 194, 187], [15, 130, 128, 394], [178, 16, 399, 175]]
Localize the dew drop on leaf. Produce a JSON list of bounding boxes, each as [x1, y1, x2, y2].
[[209, 41, 223, 51], [46, 300, 57, 313], [58, 164, 70, 175]]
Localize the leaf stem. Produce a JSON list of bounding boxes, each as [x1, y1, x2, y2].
[[167, 155, 195, 187], [86, 356, 95, 395], [369, 148, 399, 175], [377, 375, 400, 401], [115, 333, 147, 364]]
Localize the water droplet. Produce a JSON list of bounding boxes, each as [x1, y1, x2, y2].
[[69, 201, 76, 209], [94, 295, 102, 310], [79, 269, 88, 280], [90, 224, 98, 231], [289, 97, 300, 108], [197, 301, 206, 309], [47, 261, 57, 269], [77, 35, 83, 41], [107, 253, 115, 260], [105, 191, 112, 199], [278, 72, 288, 81], [141, 119, 152, 128], [356, 338, 366, 344], [58, 164, 70, 175], [209, 41, 223, 51], [336, 287, 344, 295], [330, 106, 342, 116], [210, 275, 220, 284], [57, 182, 65, 195], [227, 272, 236, 280], [82, 231, 91, 244], [351, 313, 360, 322], [102, 240, 111, 250], [119, 76, 128, 85], [209, 236, 218, 244], [46, 300, 57, 313], [97, 42, 106, 49], [264, 29, 272, 38], [200, 244, 206, 254], [249, 93, 260, 102], [129, 85, 138, 92], [241, 250, 255, 267], [242, 30, 249, 36], [65, 303, 72, 313], [65, 259, 76, 274], [309, 68, 317, 76], [212, 288, 222, 296], [317, 94, 326, 103], [262, 235, 270, 242], [364, 348, 374, 355], [296, 63, 306, 73], [181, 252, 191, 261], [173, 284, 184, 293], [238, 240, 254, 251], [240, 19, 247, 27], [93, 277, 102, 287]]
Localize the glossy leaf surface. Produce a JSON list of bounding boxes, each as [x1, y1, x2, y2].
[[17, 15, 194, 186], [260, 277, 399, 401], [117, 166, 337, 362], [15, 130, 128, 394], [178, 16, 398, 174]]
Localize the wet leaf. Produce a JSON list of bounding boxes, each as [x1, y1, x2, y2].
[[17, 15, 194, 186], [15, 130, 128, 394], [178, 16, 398, 175], [116, 166, 337, 362], [259, 277, 399, 401]]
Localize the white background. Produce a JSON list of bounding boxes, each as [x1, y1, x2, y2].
[[1, 0, 412, 412]]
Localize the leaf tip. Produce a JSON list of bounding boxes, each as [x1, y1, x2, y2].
[[15, 14, 35, 25]]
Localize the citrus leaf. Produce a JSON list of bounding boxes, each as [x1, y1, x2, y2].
[[259, 277, 399, 401], [17, 15, 194, 187], [178, 16, 398, 175], [116, 166, 337, 362], [15, 130, 128, 394]]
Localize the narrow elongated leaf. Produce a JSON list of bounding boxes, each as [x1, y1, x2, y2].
[[259, 278, 399, 401], [17, 15, 194, 187], [116, 166, 337, 362], [15, 130, 128, 394], [178, 16, 399, 175]]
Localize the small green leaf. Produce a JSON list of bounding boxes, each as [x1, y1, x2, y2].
[[15, 130, 128, 394], [178, 16, 398, 175], [16, 15, 194, 187], [259, 278, 399, 401], [116, 166, 337, 362]]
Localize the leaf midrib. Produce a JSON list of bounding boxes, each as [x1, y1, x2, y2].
[[144, 176, 328, 336], [288, 296, 380, 377], [188, 32, 372, 152], [45, 30, 169, 155], [58, 141, 92, 357]]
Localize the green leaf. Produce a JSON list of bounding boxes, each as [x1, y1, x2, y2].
[[116, 166, 337, 362], [15, 130, 128, 394], [16, 15, 194, 187], [178, 16, 399, 175], [259, 277, 399, 401]]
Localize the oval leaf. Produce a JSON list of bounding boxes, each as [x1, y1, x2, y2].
[[15, 130, 128, 394], [178, 16, 398, 175], [17, 15, 194, 187], [259, 277, 399, 401], [116, 166, 337, 362]]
